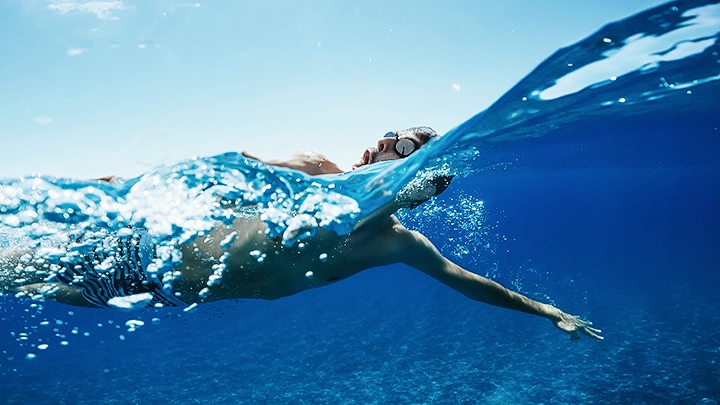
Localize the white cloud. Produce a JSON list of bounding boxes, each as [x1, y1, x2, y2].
[[452, 83, 461, 91], [48, 1, 125, 20], [66, 48, 87, 56], [35, 116, 54, 125]]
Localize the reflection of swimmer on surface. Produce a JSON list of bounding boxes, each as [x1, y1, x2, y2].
[[0, 127, 602, 340]]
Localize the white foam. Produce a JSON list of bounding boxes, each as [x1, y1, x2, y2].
[[107, 293, 153, 310]]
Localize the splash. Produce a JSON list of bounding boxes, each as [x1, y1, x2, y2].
[[444, 0, 720, 149], [537, 3, 720, 100], [0, 153, 361, 242]]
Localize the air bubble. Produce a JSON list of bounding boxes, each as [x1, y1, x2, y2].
[[125, 320, 145, 332]]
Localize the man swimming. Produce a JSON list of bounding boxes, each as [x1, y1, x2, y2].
[[0, 127, 602, 340]]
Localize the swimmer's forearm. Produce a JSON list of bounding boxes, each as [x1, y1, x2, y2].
[[445, 263, 562, 320], [400, 229, 563, 321], [242, 151, 343, 176]]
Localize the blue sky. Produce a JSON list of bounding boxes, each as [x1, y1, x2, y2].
[[0, 0, 667, 179]]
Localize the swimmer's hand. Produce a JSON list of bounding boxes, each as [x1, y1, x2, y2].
[[552, 312, 603, 340], [242, 151, 343, 176], [94, 175, 121, 183]]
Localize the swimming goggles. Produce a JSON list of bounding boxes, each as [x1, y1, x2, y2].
[[384, 131, 419, 158]]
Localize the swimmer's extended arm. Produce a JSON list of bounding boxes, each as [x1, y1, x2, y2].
[[242, 151, 343, 176], [392, 226, 603, 340]]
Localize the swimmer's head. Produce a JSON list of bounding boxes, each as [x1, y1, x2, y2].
[[352, 126, 438, 170]]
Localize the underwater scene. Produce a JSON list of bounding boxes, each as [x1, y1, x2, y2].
[[1, 0, 720, 404]]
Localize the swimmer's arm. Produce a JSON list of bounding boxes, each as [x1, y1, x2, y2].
[[242, 151, 343, 176], [94, 175, 121, 183], [394, 228, 603, 340]]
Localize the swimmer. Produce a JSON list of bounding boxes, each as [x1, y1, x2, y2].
[[0, 127, 602, 340]]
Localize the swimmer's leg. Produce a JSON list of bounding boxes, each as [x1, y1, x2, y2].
[[2, 245, 97, 307], [16, 282, 98, 308], [0, 244, 34, 293], [0, 244, 55, 293]]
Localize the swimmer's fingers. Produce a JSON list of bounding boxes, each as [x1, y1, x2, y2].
[[553, 313, 604, 341], [242, 152, 286, 168], [577, 318, 604, 340]]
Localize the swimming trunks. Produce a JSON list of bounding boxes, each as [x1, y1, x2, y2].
[[53, 230, 184, 308]]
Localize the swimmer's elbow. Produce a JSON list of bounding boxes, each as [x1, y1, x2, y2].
[[397, 230, 452, 277]]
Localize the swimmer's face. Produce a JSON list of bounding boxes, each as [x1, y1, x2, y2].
[[352, 127, 437, 170]]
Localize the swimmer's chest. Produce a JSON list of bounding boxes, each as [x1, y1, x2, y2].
[[188, 215, 397, 299], [220, 223, 392, 297]]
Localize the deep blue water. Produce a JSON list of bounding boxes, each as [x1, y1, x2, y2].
[[2, 1, 720, 404]]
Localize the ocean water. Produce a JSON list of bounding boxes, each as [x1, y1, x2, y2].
[[2, 1, 720, 404]]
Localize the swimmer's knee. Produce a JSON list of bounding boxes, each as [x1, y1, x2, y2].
[[0, 245, 26, 271]]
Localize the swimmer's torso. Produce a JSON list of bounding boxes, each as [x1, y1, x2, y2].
[[173, 213, 404, 303]]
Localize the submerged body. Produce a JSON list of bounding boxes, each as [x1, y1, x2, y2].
[[176, 211, 398, 302], [0, 128, 602, 341]]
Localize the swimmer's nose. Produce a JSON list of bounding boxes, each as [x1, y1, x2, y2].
[[377, 137, 394, 153]]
